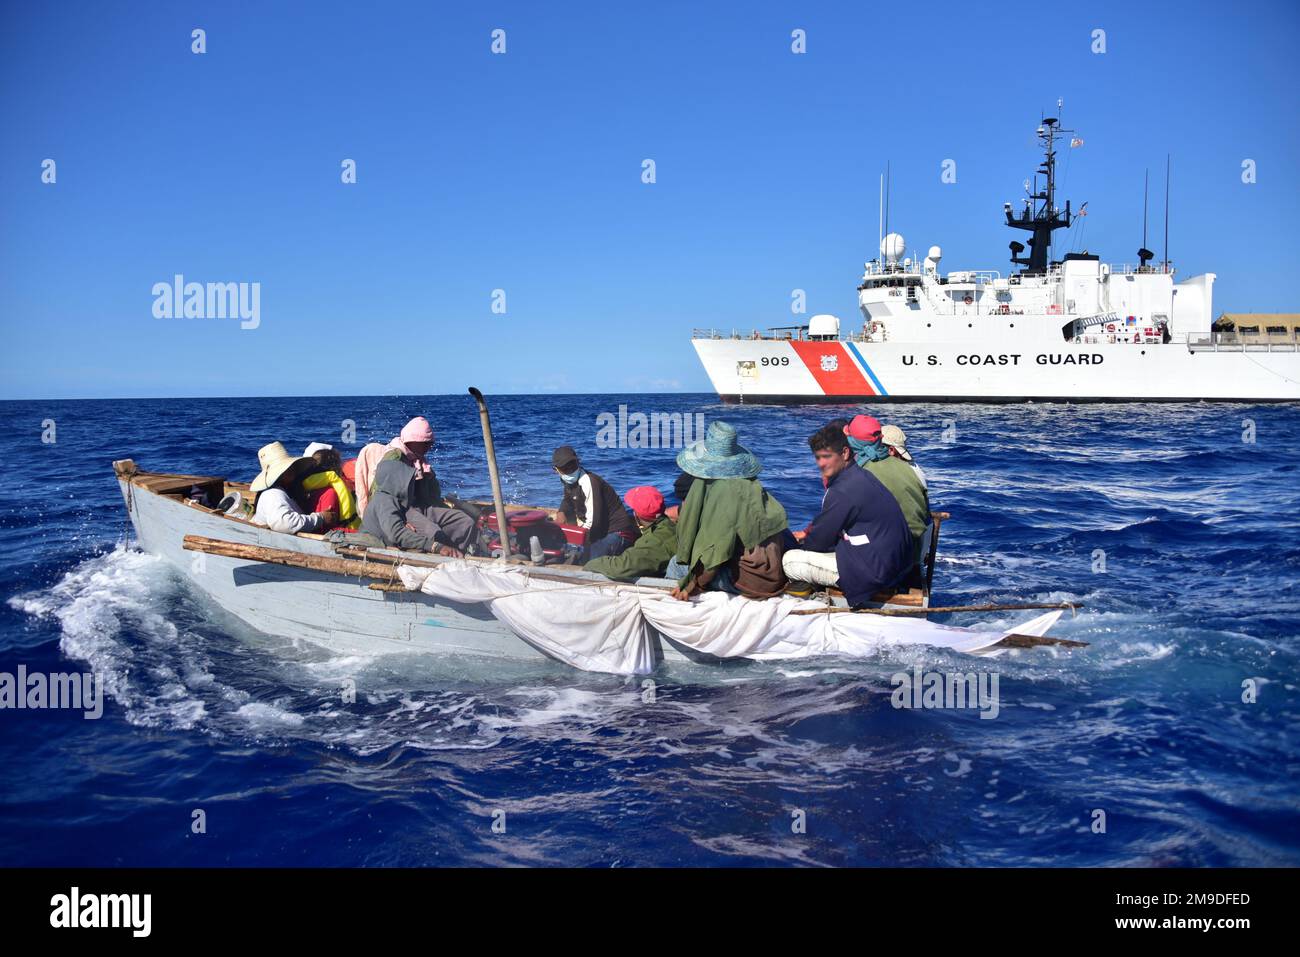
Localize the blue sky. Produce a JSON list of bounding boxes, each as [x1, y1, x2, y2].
[[2, 0, 1298, 399]]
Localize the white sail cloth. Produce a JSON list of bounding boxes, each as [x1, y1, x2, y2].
[[397, 561, 1062, 675]]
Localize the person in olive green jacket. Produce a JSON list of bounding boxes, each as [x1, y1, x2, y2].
[[585, 486, 679, 582], [845, 415, 931, 564]]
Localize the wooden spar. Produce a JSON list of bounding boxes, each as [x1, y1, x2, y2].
[[184, 535, 400, 581], [468, 387, 515, 561], [790, 601, 1083, 617], [184, 534, 672, 592]]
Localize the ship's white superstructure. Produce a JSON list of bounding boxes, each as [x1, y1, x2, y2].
[[693, 113, 1300, 403]]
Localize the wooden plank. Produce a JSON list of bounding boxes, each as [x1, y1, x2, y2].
[[993, 633, 1089, 649], [790, 601, 1085, 618]]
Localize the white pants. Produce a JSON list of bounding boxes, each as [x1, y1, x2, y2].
[[782, 549, 840, 586]]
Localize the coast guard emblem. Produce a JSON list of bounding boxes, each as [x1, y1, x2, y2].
[[820, 354, 838, 372]]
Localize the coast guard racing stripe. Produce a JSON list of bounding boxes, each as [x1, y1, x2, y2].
[[843, 341, 889, 396], [789, 341, 874, 396]]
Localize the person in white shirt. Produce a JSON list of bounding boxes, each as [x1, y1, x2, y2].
[[250, 442, 338, 534]]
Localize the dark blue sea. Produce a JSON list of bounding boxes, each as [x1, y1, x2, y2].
[[1, 394, 1298, 866]]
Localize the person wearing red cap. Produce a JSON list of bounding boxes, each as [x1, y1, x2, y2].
[[584, 486, 679, 582]]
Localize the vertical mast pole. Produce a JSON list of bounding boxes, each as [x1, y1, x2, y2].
[[1163, 154, 1171, 273]]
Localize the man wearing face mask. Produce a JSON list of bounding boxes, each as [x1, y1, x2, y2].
[[551, 445, 639, 561]]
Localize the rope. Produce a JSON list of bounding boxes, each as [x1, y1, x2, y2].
[[121, 481, 135, 547], [791, 600, 1080, 618]]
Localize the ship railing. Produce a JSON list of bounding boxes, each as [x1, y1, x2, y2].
[[1111, 262, 1176, 276], [1187, 330, 1299, 353], [861, 261, 917, 277], [943, 270, 1002, 284], [693, 327, 812, 341]]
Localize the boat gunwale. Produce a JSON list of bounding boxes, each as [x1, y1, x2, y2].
[[113, 460, 933, 606]]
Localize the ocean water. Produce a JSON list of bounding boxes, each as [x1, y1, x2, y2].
[[1, 393, 1297, 867]]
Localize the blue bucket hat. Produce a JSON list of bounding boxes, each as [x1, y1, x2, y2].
[[676, 421, 761, 479]]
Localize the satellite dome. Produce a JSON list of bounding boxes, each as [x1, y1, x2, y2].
[[807, 314, 840, 339], [880, 233, 905, 263], [927, 245, 942, 260]]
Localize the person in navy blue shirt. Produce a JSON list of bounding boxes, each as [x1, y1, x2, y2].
[[782, 423, 914, 607]]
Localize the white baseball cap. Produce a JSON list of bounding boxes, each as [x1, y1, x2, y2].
[[880, 425, 913, 461]]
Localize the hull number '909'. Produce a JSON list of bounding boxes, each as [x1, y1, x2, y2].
[[760, 357, 790, 366]]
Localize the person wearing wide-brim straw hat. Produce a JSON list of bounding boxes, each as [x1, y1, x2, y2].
[[249, 442, 338, 534], [670, 421, 788, 601], [250, 442, 312, 493], [675, 420, 762, 480]]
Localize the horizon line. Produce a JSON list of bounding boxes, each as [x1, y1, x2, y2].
[[0, 389, 717, 404]]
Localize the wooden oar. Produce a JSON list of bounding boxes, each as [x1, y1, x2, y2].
[[790, 601, 1083, 617], [183, 535, 670, 592]]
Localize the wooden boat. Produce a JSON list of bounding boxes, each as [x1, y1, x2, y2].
[[113, 459, 1081, 673]]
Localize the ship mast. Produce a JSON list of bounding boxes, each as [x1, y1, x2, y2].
[[1006, 114, 1074, 275]]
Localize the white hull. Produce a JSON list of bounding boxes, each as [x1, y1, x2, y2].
[[118, 468, 1071, 673], [119, 476, 700, 666], [693, 336, 1300, 403]]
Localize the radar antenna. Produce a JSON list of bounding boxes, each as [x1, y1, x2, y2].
[[1005, 111, 1075, 275]]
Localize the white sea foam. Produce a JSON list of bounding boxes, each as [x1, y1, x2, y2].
[[234, 701, 307, 729]]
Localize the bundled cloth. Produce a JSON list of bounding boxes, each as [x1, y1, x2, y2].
[[396, 561, 1062, 675], [674, 477, 789, 598]]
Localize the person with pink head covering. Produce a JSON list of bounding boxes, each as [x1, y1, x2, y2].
[[352, 442, 387, 517], [357, 415, 480, 554], [354, 416, 437, 517], [387, 416, 435, 475]]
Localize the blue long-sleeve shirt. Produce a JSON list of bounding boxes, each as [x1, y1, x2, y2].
[[801, 464, 914, 606]]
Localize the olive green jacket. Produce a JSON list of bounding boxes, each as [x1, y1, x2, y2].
[[864, 456, 930, 562], [585, 516, 678, 581]]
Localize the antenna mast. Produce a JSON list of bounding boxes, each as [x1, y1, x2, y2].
[[1162, 154, 1171, 274], [878, 172, 883, 265], [1143, 169, 1149, 251], [884, 160, 891, 256], [1005, 109, 1074, 275]]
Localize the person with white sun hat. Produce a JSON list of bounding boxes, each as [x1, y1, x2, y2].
[[250, 442, 339, 534]]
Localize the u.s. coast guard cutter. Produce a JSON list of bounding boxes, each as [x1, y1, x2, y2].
[[693, 114, 1300, 403]]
